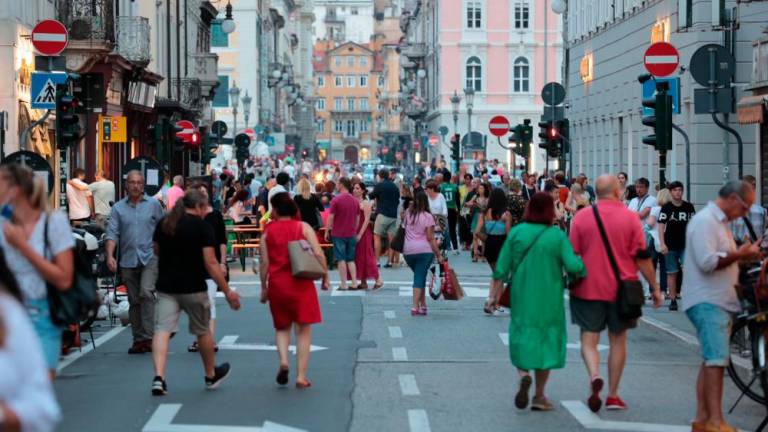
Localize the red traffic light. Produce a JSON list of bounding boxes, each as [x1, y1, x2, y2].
[[191, 132, 199, 144], [549, 128, 557, 138]]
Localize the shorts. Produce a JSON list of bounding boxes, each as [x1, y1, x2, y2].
[[374, 214, 398, 237], [570, 296, 637, 333], [404, 253, 434, 289], [332, 236, 357, 262], [686, 302, 733, 367], [206, 279, 217, 320], [155, 292, 211, 336], [26, 298, 62, 370], [665, 249, 685, 274]]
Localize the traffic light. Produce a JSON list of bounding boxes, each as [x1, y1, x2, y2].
[[235, 133, 250, 164], [538, 119, 557, 154], [555, 119, 570, 153], [171, 122, 185, 151], [55, 84, 81, 149], [641, 81, 673, 152], [199, 127, 217, 165], [450, 133, 460, 163]]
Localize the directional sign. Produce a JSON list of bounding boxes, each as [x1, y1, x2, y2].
[[541, 82, 566, 106], [144, 404, 307, 432], [211, 120, 227, 137], [31, 20, 69, 56], [217, 336, 327, 353], [644, 42, 679, 77], [438, 126, 449, 137], [31, 72, 67, 109], [642, 77, 681, 116], [1, 151, 54, 195], [175, 120, 195, 143], [689, 43, 734, 88], [488, 115, 510, 137]]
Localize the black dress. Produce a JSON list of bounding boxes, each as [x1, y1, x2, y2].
[[294, 194, 324, 229]]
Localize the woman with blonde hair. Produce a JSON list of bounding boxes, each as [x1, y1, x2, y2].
[[0, 163, 74, 378], [293, 178, 324, 229], [645, 188, 672, 297]]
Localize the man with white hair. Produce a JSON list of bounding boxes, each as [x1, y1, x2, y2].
[[167, 175, 185, 210]]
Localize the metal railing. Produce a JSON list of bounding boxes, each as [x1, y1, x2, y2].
[[58, 0, 115, 42], [401, 42, 426, 59], [170, 78, 202, 111], [116, 16, 150, 64]]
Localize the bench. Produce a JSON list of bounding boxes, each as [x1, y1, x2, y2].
[[232, 242, 334, 271]]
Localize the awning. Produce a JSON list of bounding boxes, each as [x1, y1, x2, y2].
[[737, 95, 767, 124]]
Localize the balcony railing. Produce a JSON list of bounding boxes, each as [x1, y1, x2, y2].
[[193, 53, 219, 84], [58, 0, 115, 43], [116, 16, 150, 64], [401, 43, 426, 59], [171, 78, 202, 111], [404, 103, 427, 119]]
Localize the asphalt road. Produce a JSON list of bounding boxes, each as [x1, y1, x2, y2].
[[54, 253, 766, 432]]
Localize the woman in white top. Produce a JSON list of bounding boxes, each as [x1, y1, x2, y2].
[[646, 188, 671, 297], [0, 164, 74, 379], [0, 249, 61, 432], [425, 180, 448, 251]]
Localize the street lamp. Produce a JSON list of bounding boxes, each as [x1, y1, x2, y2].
[[450, 90, 461, 134], [229, 80, 240, 137], [242, 90, 252, 129], [221, 1, 236, 34], [463, 87, 475, 155]]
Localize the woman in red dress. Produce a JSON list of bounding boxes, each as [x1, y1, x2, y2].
[[350, 182, 382, 289], [259, 192, 327, 388]]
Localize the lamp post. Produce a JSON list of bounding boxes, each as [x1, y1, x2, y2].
[[450, 90, 461, 172], [229, 80, 241, 138], [242, 90, 252, 129], [463, 87, 475, 159], [221, 1, 236, 34]]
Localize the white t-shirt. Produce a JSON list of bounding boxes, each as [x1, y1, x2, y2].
[[628, 194, 657, 220], [88, 180, 115, 216], [284, 164, 296, 179], [66, 179, 92, 220], [428, 193, 448, 217], [267, 184, 288, 211], [0, 294, 61, 431]]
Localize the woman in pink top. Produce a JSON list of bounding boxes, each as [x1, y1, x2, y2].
[[402, 192, 444, 316]]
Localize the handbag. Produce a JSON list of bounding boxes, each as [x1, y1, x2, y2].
[[390, 218, 406, 253], [497, 226, 549, 308], [428, 264, 441, 300], [440, 261, 465, 300], [592, 205, 645, 320], [288, 223, 325, 280]]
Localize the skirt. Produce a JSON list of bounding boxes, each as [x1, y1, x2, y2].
[[483, 234, 506, 264]]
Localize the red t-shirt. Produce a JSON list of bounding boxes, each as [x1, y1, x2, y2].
[[568, 200, 646, 301], [558, 186, 569, 204], [329, 192, 359, 238]]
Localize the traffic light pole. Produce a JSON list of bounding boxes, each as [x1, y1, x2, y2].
[[659, 150, 667, 190], [671, 123, 691, 202], [711, 113, 743, 180]]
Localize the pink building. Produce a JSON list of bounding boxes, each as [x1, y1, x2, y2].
[[400, 0, 562, 171]]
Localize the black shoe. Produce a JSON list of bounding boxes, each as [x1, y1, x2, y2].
[[205, 363, 231, 390], [151, 376, 167, 396], [129, 341, 149, 354], [669, 299, 679, 311]]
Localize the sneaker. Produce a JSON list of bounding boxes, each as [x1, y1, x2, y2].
[[531, 396, 554, 411], [205, 363, 231, 390], [151, 376, 167, 396], [453, 249, 460, 256], [605, 396, 627, 410], [669, 299, 679, 311], [515, 375, 532, 409], [587, 377, 604, 412]]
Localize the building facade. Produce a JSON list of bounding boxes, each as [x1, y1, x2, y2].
[[563, 0, 768, 206], [314, 0, 374, 44], [401, 0, 562, 171]]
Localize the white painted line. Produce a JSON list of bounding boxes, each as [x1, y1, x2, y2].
[[219, 335, 239, 345], [562, 400, 691, 432], [331, 287, 366, 297], [388, 326, 403, 338], [33, 33, 67, 42], [392, 347, 408, 361], [384, 310, 396, 319], [567, 342, 609, 352], [58, 325, 127, 372], [499, 333, 508, 346], [645, 55, 679, 64], [143, 403, 306, 432], [398, 374, 420, 396], [400, 286, 487, 297], [407, 409, 431, 432]]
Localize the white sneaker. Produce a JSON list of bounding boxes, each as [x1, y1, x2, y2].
[[453, 249, 460, 256]]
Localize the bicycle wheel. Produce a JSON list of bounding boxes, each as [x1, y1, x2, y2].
[[755, 325, 768, 410], [727, 319, 766, 405]]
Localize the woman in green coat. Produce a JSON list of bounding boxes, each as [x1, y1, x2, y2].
[[492, 192, 586, 411]]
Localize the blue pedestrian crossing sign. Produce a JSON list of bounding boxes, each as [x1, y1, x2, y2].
[[31, 72, 68, 110], [642, 77, 681, 116]]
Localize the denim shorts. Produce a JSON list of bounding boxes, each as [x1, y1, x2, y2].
[[332, 236, 357, 262], [404, 253, 434, 289], [26, 298, 63, 370], [665, 249, 685, 274], [686, 302, 733, 367]]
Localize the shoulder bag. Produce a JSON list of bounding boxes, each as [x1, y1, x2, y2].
[[390, 215, 407, 253], [592, 205, 644, 320], [288, 222, 325, 280], [498, 226, 549, 308]]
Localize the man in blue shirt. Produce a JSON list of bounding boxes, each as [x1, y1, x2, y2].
[[369, 169, 400, 267]]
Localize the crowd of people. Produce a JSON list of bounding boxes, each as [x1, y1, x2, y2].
[[0, 148, 764, 432]]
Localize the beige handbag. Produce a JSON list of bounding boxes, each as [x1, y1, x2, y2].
[[288, 223, 324, 280]]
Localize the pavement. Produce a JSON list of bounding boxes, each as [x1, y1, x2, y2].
[[54, 252, 766, 432]]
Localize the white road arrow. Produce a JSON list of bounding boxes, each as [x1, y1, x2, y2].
[[143, 404, 306, 432], [562, 400, 694, 432], [217, 335, 328, 353]]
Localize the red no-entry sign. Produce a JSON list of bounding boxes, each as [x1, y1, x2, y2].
[[31, 20, 69, 56], [488, 115, 510, 137], [644, 42, 679, 77], [176, 120, 196, 143]]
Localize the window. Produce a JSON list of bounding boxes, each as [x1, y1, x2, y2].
[[347, 56, 355, 67], [513, 57, 530, 92], [377, 101, 385, 111], [210, 20, 229, 47], [466, 1, 482, 29], [347, 97, 356, 111], [334, 120, 344, 133], [213, 75, 229, 107], [351, 6, 359, 15], [360, 119, 370, 132], [360, 98, 369, 110], [466, 56, 482, 91], [317, 76, 325, 87], [315, 119, 326, 132], [377, 117, 384, 131], [514, 2, 529, 29], [360, 75, 368, 87], [360, 56, 368, 67], [335, 56, 342, 66], [347, 76, 356, 87], [334, 97, 343, 110], [316, 98, 326, 111], [378, 75, 385, 87], [335, 75, 343, 87], [346, 120, 357, 137]]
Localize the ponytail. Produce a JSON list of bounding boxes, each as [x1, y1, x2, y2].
[[161, 189, 207, 235]]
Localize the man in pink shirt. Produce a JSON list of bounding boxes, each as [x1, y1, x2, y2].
[[166, 175, 185, 210], [325, 177, 360, 290], [569, 174, 662, 413]]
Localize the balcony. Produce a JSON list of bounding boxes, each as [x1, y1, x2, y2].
[[400, 43, 426, 60], [58, 0, 115, 43], [193, 53, 219, 98], [404, 102, 427, 119], [170, 78, 202, 112], [116, 16, 150, 65]]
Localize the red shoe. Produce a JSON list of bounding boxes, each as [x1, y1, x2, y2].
[[605, 396, 627, 410], [587, 377, 603, 412]]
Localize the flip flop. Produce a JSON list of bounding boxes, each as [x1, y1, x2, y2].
[[276, 367, 289, 385], [373, 282, 383, 290], [295, 380, 312, 389]]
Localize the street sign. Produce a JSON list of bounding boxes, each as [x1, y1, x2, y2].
[[31, 72, 67, 109], [644, 42, 679, 77], [438, 126, 449, 137], [642, 78, 681, 116], [175, 120, 196, 143], [122, 156, 163, 197], [1, 151, 54, 195], [694, 87, 734, 114], [428, 135, 439, 146], [211, 120, 227, 137], [489, 115, 510, 137], [100, 115, 127, 142], [542, 106, 565, 122], [541, 82, 566, 106], [34, 55, 66, 72], [689, 44, 734, 88], [31, 20, 69, 56]]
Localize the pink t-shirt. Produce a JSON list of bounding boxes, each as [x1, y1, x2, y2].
[[167, 185, 185, 210], [329, 192, 359, 238], [403, 211, 436, 255], [568, 200, 646, 301]]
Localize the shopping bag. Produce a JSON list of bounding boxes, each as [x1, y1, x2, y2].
[[440, 261, 464, 301], [498, 283, 511, 308], [428, 264, 441, 300]]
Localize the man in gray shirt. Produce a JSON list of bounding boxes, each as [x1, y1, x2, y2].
[[89, 170, 115, 229], [106, 170, 165, 354]]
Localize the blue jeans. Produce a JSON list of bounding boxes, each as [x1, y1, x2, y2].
[[404, 253, 434, 289], [665, 249, 685, 274], [686, 303, 733, 367], [332, 236, 357, 262], [26, 298, 63, 369]]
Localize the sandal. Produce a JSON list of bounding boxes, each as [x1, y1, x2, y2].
[[295, 380, 312, 389], [373, 281, 384, 290], [276, 367, 289, 385], [188, 341, 198, 352], [483, 300, 494, 315]]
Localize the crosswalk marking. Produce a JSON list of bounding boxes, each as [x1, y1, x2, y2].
[[398, 374, 420, 396], [392, 347, 408, 361], [384, 310, 396, 319], [388, 326, 403, 338], [562, 400, 691, 432], [407, 410, 431, 432]]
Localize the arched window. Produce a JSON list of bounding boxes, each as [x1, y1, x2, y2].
[[466, 56, 482, 91], [513, 57, 530, 93]]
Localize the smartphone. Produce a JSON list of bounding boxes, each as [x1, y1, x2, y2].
[[0, 204, 12, 220]]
